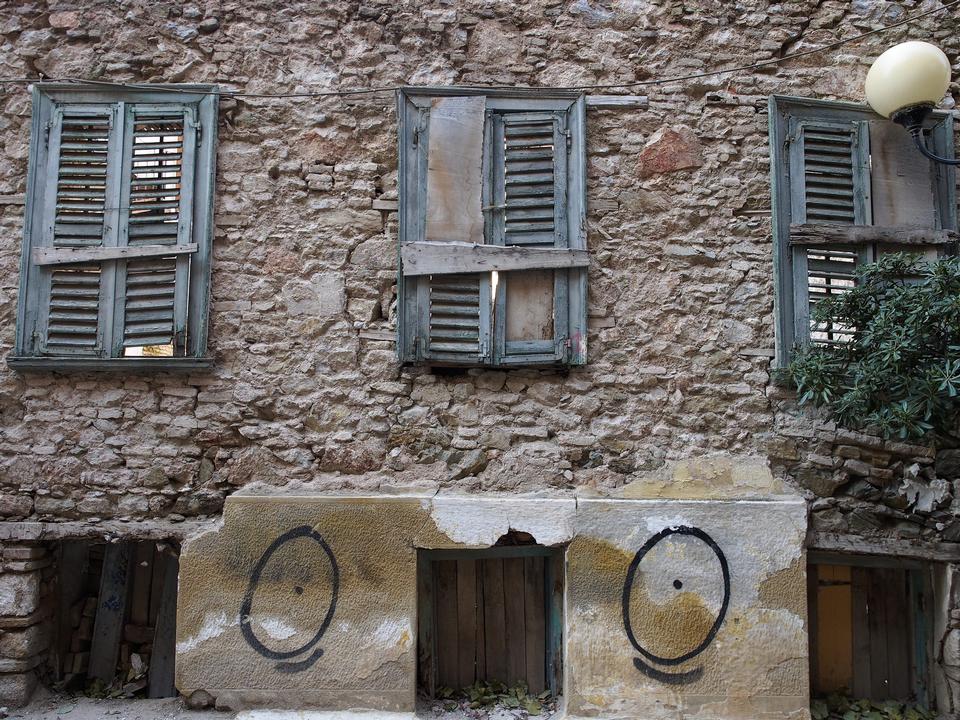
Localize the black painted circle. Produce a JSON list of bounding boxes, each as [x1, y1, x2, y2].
[[621, 525, 730, 666], [673, 579, 683, 590], [240, 525, 339, 661]]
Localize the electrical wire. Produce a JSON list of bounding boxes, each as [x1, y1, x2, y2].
[[0, 0, 957, 99]]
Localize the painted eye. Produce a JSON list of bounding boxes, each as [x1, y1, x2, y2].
[[240, 526, 339, 672], [622, 526, 730, 684]]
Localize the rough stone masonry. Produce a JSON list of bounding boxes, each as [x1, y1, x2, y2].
[[0, 0, 956, 717]]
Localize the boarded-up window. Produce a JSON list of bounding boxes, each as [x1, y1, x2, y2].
[[397, 89, 588, 368], [768, 96, 957, 365], [12, 84, 218, 369]]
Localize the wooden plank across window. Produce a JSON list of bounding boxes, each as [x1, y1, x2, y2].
[[789, 223, 956, 247], [32, 243, 198, 266], [401, 241, 588, 276]]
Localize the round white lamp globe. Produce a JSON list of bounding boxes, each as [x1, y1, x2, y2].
[[865, 41, 952, 118]]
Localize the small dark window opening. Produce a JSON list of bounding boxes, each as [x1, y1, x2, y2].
[[416, 542, 564, 704], [51, 539, 180, 698], [808, 556, 933, 708]]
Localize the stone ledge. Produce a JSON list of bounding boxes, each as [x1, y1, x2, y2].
[[0, 520, 210, 542]]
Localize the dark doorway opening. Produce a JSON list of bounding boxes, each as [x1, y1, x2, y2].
[[808, 555, 933, 706], [417, 541, 564, 700], [52, 539, 180, 698]]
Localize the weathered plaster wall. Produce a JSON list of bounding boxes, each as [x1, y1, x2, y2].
[[0, 0, 955, 532], [176, 490, 807, 717]]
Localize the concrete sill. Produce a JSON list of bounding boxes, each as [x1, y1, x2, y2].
[[6, 357, 215, 373]]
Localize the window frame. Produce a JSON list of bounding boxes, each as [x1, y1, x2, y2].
[[10, 83, 219, 373], [768, 95, 957, 368], [396, 86, 587, 368]]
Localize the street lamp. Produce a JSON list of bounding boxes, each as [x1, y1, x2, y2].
[[865, 40, 959, 165]]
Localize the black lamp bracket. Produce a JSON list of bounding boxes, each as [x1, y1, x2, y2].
[[890, 103, 960, 166]]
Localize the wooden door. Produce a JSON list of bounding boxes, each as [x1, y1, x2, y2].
[[420, 548, 562, 695]]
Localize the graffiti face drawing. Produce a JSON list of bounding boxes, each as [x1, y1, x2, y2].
[[621, 525, 730, 685], [240, 525, 339, 673]]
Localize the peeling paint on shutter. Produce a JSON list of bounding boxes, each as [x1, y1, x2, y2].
[[115, 106, 196, 356], [38, 108, 119, 355], [395, 89, 586, 368]]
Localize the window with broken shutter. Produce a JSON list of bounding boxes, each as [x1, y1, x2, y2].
[[397, 88, 588, 368], [12, 84, 218, 371], [769, 96, 957, 366]]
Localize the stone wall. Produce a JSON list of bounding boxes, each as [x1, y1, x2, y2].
[[176, 489, 808, 716], [0, 542, 52, 705], [0, 0, 957, 713], [0, 0, 955, 526], [771, 389, 960, 544]]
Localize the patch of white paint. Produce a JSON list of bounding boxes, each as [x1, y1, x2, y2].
[[372, 617, 410, 646], [175, 611, 238, 654], [429, 496, 576, 547], [255, 616, 298, 641], [642, 513, 692, 535]]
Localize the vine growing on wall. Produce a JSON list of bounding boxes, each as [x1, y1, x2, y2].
[[789, 253, 960, 442]]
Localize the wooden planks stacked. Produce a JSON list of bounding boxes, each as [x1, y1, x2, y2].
[[59, 541, 178, 698]]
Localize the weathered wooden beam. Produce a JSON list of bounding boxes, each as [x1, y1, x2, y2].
[[88, 542, 131, 685], [585, 95, 649, 109], [33, 243, 198, 267], [789, 223, 957, 247], [807, 531, 960, 563], [401, 241, 590, 276], [147, 551, 179, 698]]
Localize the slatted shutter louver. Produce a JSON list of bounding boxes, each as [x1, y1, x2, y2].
[[801, 127, 859, 224], [426, 274, 485, 357], [805, 248, 858, 344], [41, 110, 116, 355], [790, 120, 872, 347], [496, 113, 566, 247], [491, 111, 568, 364], [117, 108, 196, 356]]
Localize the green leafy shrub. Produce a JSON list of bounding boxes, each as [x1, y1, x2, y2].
[[789, 253, 960, 442]]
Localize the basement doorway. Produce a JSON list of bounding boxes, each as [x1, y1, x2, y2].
[[808, 554, 933, 706], [417, 537, 564, 703], [52, 539, 180, 698]]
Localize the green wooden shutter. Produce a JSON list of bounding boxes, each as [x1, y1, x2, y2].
[[414, 97, 493, 365], [36, 105, 123, 356], [113, 104, 197, 357], [489, 111, 569, 365], [396, 90, 587, 369], [788, 119, 872, 347], [419, 274, 491, 361]]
